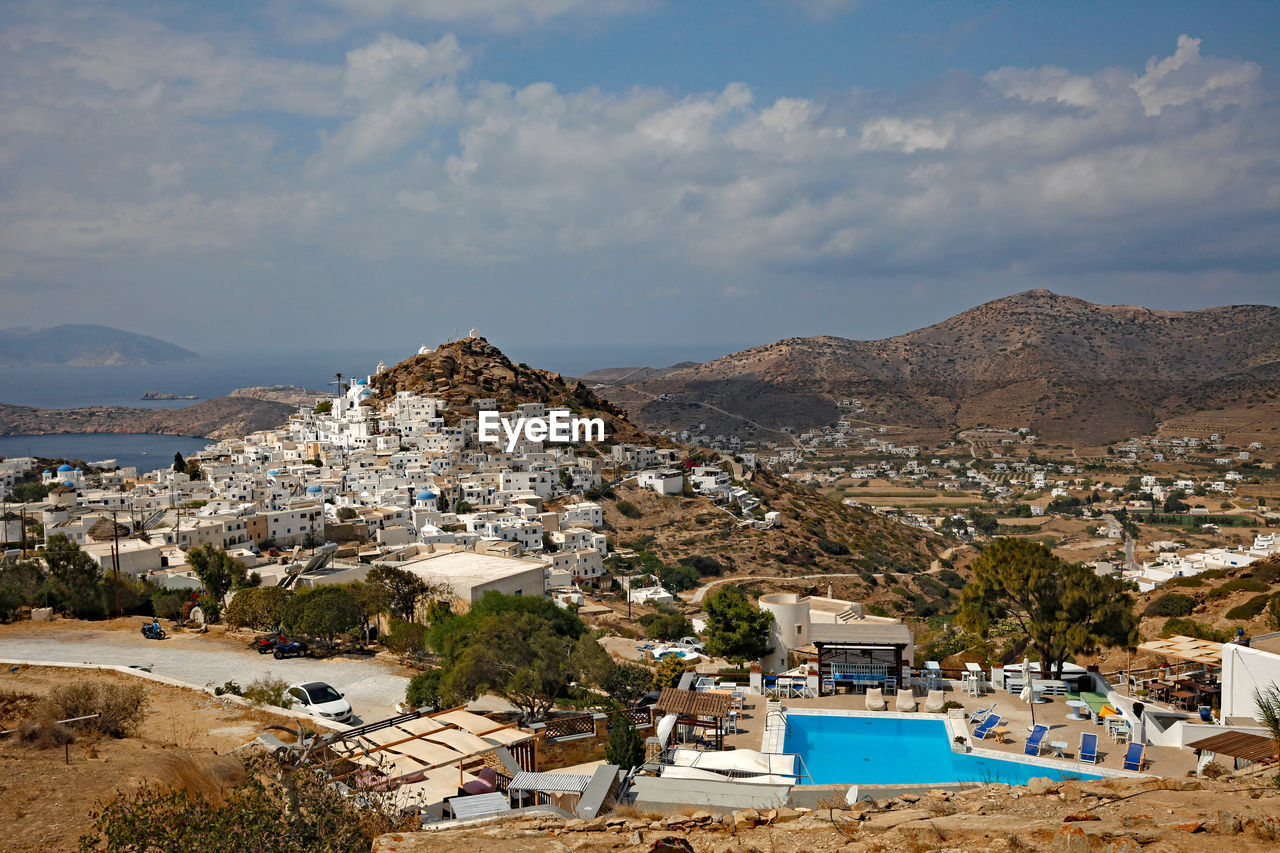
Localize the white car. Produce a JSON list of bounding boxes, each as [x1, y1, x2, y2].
[[288, 681, 354, 724]]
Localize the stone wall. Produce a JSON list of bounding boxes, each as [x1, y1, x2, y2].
[[527, 711, 654, 771]]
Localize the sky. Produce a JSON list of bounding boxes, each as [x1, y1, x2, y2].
[[1, 0, 1278, 366]]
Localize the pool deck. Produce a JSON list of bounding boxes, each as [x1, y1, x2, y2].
[[716, 687, 1197, 780]]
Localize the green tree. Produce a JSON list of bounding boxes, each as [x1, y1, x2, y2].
[[366, 565, 441, 620], [41, 533, 104, 618], [453, 500, 472, 514], [428, 593, 607, 721], [703, 586, 774, 665], [283, 585, 362, 642], [957, 538, 1138, 679], [638, 607, 693, 641], [224, 586, 293, 631], [172, 452, 185, 473], [187, 544, 256, 600], [0, 557, 47, 621], [405, 669, 444, 710], [184, 459, 203, 480], [7, 481, 49, 503], [651, 656, 690, 690], [605, 708, 644, 770], [601, 662, 654, 707]]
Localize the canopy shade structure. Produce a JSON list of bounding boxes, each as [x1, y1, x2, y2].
[[507, 771, 594, 794], [654, 688, 732, 719], [1136, 635, 1225, 666], [1186, 731, 1276, 764]]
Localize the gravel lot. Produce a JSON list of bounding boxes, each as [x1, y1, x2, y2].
[[0, 622, 410, 724]]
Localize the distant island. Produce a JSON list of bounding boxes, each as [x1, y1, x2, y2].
[[0, 397, 294, 441], [0, 324, 200, 367], [141, 392, 199, 400]]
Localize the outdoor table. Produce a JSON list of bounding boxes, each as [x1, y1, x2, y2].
[[991, 726, 1011, 744], [1049, 740, 1068, 758], [1065, 699, 1090, 721], [1170, 689, 1196, 710]]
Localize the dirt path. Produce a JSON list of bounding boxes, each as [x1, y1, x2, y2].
[[0, 620, 410, 723]]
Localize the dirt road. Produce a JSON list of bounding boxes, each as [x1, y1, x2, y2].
[[0, 620, 410, 723]]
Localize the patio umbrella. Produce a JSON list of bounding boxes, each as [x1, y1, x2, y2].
[[1019, 657, 1037, 732]]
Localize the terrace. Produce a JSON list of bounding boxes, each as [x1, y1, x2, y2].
[[678, 672, 1199, 782]]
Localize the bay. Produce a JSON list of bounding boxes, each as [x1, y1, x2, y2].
[[0, 433, 213, 473]]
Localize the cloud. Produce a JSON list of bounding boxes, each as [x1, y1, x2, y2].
[[0, 15, 1276, 339], [320, 0, 651, 29]]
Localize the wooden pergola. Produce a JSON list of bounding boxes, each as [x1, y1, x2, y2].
[[653, 688, 732, 750]]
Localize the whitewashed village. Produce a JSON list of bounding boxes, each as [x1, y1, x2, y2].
[[3, 338, 1280, 852]]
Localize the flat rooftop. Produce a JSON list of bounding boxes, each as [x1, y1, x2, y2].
[[399, 550, 546, 587]]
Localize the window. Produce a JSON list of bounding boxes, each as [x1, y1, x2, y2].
[[796, 625, 803, 635]]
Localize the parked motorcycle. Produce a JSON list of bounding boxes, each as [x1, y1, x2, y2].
[[140, 619, 166, 640], [251, 634, 280, 655], [273, 639, 309, 659]]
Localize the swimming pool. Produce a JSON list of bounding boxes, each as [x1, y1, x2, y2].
[[783, 713, 1103, 786]]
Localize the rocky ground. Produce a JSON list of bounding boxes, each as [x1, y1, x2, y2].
[[375, 774, 1280, 853]]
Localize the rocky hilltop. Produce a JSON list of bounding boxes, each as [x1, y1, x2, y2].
[[0, 324, 199, 367], [0, 397, 295, 441], [371, 337, 652, 444], [601, 290, 1280, 445]]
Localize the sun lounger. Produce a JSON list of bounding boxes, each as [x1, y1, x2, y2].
[[1024, 724, 1049, 756], [972, 714, 1002, 740], [924, 689, 946, 713], [1078, 732, 1098, 765], [895, 688, 916, 712], [969, 703, 996, 725], [1123, 741, 1145, 772], [865, 687, 886, 711]]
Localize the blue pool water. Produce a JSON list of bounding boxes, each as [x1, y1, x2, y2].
[[785, 714, 1102, 786]]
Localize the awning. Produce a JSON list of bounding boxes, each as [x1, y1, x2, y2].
[[448, 792, 511, 820], [508, 771, 594, 794], [1136, 635, 1224, 665], [654, 687, 731, 719], [1186, 731, 1275, 763]]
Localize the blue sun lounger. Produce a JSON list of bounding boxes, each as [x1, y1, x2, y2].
[[1024, 724, 1049, 756], [973, 714, 1002, 740], [1078, 732, 1098, 764], [1123, 741, 1145, 772]]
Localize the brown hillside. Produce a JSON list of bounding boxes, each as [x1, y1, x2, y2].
[[601, 290, 1280, 445]]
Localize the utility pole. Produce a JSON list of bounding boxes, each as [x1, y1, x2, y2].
[[111, 510, 121, 619]]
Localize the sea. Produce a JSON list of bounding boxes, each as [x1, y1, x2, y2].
[[0, 342, 732, 470]]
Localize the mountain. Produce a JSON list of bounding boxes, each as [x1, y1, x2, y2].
[[598, 290, 1280, 445], [577, 362, 701, 386], [0, 398, 294, 441], [370, 336, 653, 444], [0, 324, 200, 367]]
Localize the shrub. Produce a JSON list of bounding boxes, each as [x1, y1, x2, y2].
[[283, 585, 362, 642], [78, 753, 392, 853], [42, 681, 148, 738], [816, 539, 850, 556], [1144, 593, 1196, 618], [224, 587, 292, 631], [1160, 618, 1233, 643], [240, 674, 294, 710], [1225, 594, 1272, 621], [1220, 578, 1269, 593], [616, 501, 643, 519], [404, 670, 442, 710], [1166, 576, 1204, 588], [382, 618, 428, 655]]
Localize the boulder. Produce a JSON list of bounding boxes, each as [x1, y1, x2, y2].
[[1028, 777, 1059, 796]]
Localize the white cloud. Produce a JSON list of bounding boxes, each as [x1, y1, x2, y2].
[[321, 0, 650, 29], [0, 18, 1276, 322]]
